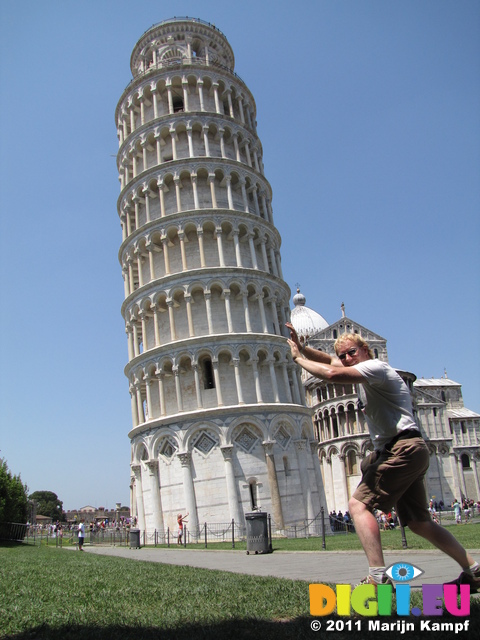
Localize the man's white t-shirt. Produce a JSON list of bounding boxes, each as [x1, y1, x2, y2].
[[353, 359, 418, 450]]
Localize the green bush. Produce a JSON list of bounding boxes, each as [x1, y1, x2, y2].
[[0, 458, 28, 524]]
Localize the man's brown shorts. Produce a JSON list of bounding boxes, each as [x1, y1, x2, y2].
[[353, 436, 431, 525]]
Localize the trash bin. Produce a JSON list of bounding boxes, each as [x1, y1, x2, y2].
[[245, 512, 271, 554], [130, 528, 141, 549]]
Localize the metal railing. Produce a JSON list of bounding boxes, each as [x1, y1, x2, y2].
[[0, 522, 28, 542], [142, 17, 227, 39], [3, 508, 475, 550], [0, 512, 330, 548], [0, 523, 72, 547], [147, 520, 246, 548], [328, 516, 356, 534]]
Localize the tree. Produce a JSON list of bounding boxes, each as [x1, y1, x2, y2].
[[0, 458, 28, 523], [28, 490, 65, 522]]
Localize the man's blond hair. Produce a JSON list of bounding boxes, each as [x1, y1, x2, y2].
[[334, 333, 374, 359]]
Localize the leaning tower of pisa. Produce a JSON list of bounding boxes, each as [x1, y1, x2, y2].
[[115, 17, 326, 535]]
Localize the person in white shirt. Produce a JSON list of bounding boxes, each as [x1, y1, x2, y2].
[[78, 520, 85, 551], [286, 323, 479, 591]]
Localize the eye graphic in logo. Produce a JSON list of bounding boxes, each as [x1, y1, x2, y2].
[[385, 562, 424, 582]]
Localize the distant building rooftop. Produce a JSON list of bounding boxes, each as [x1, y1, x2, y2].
[[448, 407, 480, 419], [414, 378, 461, 388]]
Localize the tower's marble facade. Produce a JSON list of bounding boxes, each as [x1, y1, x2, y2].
[[115, 18, 326, 535]]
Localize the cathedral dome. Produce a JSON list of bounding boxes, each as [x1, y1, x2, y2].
[[290, 289, 329, 339]]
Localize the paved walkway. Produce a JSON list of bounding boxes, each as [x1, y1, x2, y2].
[[71, 545, 480, 588]]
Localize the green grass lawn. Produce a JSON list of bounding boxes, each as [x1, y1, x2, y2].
[[2, 545, 310, 639], [278, 522, 480, 552], [1, 531, 479, 640]]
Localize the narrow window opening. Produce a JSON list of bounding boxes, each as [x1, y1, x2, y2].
[[202, 358, 215, 389], [461, 453, 470, 469], [249, 482, 257, 510], [332, 417, 339, 439], [173, 96, 184, 113]]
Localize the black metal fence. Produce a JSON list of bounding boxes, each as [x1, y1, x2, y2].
[[0, 522, 28, 542], [0, 510, 345, 549], [1, 508, 468, 550], [0, 514, 329, 548], [93, 510, 332, 549]]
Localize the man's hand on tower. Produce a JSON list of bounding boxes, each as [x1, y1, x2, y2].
[[285, 322, 301, 348]]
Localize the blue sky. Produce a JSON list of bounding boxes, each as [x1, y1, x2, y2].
[[1, 0, 478, 511]]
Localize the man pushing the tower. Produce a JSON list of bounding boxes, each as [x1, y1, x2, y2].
[[286, 322, 479, 590]]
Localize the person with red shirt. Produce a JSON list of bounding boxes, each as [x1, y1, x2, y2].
[[177, 512, 189, 545]]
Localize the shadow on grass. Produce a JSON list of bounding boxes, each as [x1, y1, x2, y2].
[[4, 615, 479, 640], [5, 618, 314, 640]]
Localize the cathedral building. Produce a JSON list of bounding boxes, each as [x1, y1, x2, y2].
[[290, 290, 480, 513], [115, 18, 327, 536]]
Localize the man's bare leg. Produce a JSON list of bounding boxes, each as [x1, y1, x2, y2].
[[348, 497, 385, 567], [408, 519, 475, 569]]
